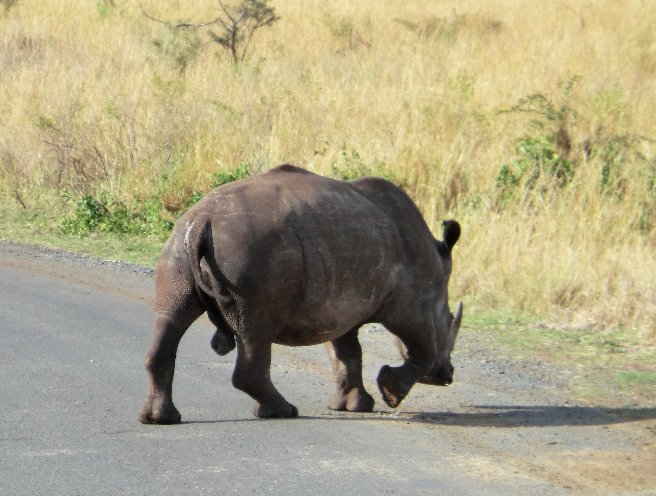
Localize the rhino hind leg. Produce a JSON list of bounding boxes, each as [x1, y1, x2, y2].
[[140, 252, 204, 425], [140, 315, 200, 424], [232, 337, 298, 419], [325, 328, 374, 412]]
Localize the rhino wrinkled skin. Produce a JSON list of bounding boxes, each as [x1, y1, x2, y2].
[[139, 164, 462, 423]]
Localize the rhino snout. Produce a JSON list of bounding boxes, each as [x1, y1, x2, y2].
[[418, 363, 454, 386], [434, 366, 454, 386]]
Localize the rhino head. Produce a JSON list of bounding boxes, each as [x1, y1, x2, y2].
[[395, 220, 463, 386], [422, 301, 463, 386]]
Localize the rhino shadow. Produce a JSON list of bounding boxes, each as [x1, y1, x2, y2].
[[402, 405, 656, 428], [179, 405, 656, 428]]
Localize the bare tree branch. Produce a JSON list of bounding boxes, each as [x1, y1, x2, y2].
[[140, 4, 221, 30], [217, 0, 238, 24], [141, 1, 278, 64]]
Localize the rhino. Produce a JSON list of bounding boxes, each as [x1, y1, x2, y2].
[[139, 164, 462, 424]]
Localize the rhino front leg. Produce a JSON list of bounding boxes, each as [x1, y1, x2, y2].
[[377, 362, 424, 409], [325, 328, 374, 412], [232, 338, 298, 419], [376, 325, 436, 409]]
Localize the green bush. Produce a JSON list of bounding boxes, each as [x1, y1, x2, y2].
[[331, 146, 402, 186], [496, 135, 574, 200], [60, 192, 172, 238], [209, 161, 251, 189], [60, 163, 252, 239], [496, 78, 578, 202]]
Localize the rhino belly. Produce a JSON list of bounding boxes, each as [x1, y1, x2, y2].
[[273, 291, 384, 346], [274, 325, 351, 346], [274, 320, 360, 346]]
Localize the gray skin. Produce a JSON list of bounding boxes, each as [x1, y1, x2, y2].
[[139, 164, 462, 424]]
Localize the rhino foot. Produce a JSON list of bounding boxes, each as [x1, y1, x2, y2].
[[328, 388, 375, 412], [139, 397, 182, 425], [377, 365, 413, 409], [253, 401, 299, 419]]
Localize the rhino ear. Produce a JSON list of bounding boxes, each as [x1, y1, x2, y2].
[[442, 220, 461, 252]]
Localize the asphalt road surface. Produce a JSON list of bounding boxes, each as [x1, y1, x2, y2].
[[1, 241, 655, 495]]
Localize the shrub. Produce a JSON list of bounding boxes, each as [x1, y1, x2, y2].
[[496, 78, 578, 202], [60, 192, 173, 238], [496, 135, 574, 201], [209, 161, 251, 188], [207, 0, 279, 63], [142, 0, 279, 64], [330, 146, 402, 186]]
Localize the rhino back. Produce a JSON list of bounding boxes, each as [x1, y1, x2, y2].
[[181, 167, 410, 344], [349, 176, 440, 273]]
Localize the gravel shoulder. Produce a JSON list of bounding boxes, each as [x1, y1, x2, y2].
[[1, 240, 655, 494]]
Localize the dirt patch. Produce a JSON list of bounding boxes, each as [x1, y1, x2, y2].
[[548, 443, 656, 492]]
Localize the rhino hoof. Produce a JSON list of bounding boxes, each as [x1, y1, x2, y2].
[[377, 365, 409, 409], [139, 399, 182, 425], [254, 402, 299, 419], [328, 388, 375, 412]]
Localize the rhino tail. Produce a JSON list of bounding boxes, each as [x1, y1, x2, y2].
[[186, 218, 237, 356], [186, 218, 214, 300]]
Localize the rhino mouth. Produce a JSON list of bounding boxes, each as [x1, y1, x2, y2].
[[417, 374, 453, 386], [418, 362, 454, 386]]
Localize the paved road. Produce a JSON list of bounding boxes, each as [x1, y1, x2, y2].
[[1, 242, 655, 495]]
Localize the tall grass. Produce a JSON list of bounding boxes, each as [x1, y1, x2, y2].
[[1, 0, 655, 337]]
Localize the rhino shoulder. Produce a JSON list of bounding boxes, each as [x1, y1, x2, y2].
[[349, 176, 422, 224], [267, 164, 313, 175], [349, 175, 400, 194]]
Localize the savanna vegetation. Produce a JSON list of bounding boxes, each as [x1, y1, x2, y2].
[[1, 0, 655, 381]]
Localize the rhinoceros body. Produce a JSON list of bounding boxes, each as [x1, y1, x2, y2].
[[140, 165, 461, 423]]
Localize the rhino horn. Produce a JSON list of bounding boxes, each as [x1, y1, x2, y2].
[[450, 302, 463, 338]]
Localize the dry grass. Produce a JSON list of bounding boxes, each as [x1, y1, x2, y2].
[[1, 0, 655, 337]]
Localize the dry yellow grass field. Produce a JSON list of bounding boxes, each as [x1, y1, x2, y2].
[[1, 0, 655, 340]]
